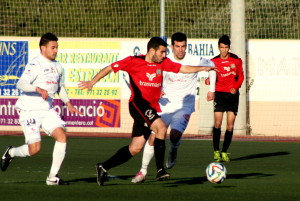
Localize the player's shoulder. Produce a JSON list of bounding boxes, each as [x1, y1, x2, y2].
[[26, 55, 41, 69], [229, 53, 240, 59], [211, 54, 220, 61]]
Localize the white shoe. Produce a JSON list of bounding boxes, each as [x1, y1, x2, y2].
[[166, 148, 177, 169], [131, 171, 146, 183], [46, 175, 69, 185]]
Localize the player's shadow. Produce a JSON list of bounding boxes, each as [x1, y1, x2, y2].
[[162, 172, 274, 188], [67, 175, 133, 184], [231, 151, 290, 161]]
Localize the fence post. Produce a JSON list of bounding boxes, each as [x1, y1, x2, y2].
[[231, 0, 247, 135]]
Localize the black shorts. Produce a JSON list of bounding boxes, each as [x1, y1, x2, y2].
[[129, 100, 160, 139], [214, 91, 240, 116]]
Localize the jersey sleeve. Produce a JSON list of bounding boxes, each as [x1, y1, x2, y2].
[[234, 58, 244, 89], [111, 56, 133, 73], [162, 58, 181, 73], [16, 62, 39, 92]]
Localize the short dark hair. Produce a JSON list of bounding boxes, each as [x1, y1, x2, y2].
[[171, 32, 187, 45], [147, 37, 167, 52], [218, 35, 231, 46], [39, 32, 58, 47]]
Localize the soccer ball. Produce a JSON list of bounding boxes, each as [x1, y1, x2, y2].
[[206, 162, 226, 184]]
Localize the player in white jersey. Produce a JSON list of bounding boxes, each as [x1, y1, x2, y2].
[[131, 32, 216, 183], [1, 32, 81, 185]]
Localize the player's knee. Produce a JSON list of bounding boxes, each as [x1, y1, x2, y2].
[[129, 146, 143, 156], [170, 130, 182, 144], [28, 145, 41, 156]]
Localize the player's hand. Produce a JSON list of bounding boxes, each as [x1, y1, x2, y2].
[[204, 66, 217, 72], [230, 88, 237, 94], [66, 102, 83, 115], [207, 91, 215, 101], [78, 81, 94, 91], [36, 87, 49, 100], [204, 77, 210, 85], [160, 91, 166, 98]]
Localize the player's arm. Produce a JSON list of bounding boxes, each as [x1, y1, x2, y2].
[[57, 85, 83, 115], [234, 58, 245, 90], [207, 69, 216, 101], [179, 65, 216, 73], [207, 60, 216, 101], [78, 65, 113, 90], [17, 64, 49, 100]]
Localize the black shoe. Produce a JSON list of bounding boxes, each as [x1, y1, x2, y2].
[[46, 175, 69, 185], [96, 163, 107, 186], [156, 168, 170, 181], [1, 146, 14, 171]]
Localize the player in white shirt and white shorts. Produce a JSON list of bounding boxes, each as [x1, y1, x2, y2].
[[131, 32, 216, 183], [1, 32, 82, 185]]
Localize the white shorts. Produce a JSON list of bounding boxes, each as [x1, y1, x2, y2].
[[159, 107, 193, 134], [19, 109, 65, 144]]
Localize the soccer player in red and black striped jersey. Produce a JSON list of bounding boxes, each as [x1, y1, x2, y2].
[[78, 37, 215, 186], [210, 35, 244, 162]]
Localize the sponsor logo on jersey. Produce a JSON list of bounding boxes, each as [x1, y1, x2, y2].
[[146, 73, 156, 81], [113, 64, 119, 68]]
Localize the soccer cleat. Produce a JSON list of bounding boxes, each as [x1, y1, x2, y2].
[[1, 146, 14, 171], [96, 163, 107, 186], [166, 148, 178, 169], [214, 151, 222, 162], [131, 171, 146, 183], [156, 168, 170, 181], [46, 175, 69, 185], [221, 152, 230, 162]]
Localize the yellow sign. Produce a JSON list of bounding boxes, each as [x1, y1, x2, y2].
[[65, 87, 120, 99]]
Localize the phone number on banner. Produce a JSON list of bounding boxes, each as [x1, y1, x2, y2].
[[65, 87, 120, 99], [0, 88, 20, 96]]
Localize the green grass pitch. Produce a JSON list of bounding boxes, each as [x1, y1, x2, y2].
[[0, 135, 299, 201]]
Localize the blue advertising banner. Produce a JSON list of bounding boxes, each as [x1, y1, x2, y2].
[[0, 41, 28, 96]]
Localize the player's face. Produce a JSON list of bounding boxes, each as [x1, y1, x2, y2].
[[41, 41, 58, 61], [172, 40, 187, 60], [218, 43, 230, 59], [152, 45, 167, 63]]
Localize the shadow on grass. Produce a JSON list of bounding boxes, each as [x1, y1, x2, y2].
[[232, 151, 290, 161], [68, 175, 133, 184]]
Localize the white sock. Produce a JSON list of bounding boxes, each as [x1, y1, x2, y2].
[[140, 140, 154, 176], [10, 145, 30, 157], [49, 141, 66, 178]]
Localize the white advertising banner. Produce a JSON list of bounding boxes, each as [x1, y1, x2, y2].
[[248, 39, 300, 102]]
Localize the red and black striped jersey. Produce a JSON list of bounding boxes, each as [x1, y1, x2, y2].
[[211, 53, 244, 92], [111, 55, 181, 112]]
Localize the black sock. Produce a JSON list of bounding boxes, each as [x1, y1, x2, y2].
[[213, 127, 221, 151], [154, 138, 165, 171], [222, 130, 233, 152], [102, 145, 132, 170]]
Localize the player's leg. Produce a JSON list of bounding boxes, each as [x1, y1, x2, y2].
[[150, 118, 170, 181], [132, 133, 155, 183], [221, 92, 239, 162], [213, 112, 223, 162], [221, 111, 236, 162], [96, 101, 154, 186], [1, 111, 40, 172], [166, 109, 191, 169], [97, 135, 146, 186], [42, 109, 68, 185]]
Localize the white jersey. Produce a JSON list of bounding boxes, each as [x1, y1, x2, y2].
[[15, 54, 64, 111], [159, 53, 215, 113]]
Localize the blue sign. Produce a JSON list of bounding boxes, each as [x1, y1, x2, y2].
[[0, 41, 28, 96]]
